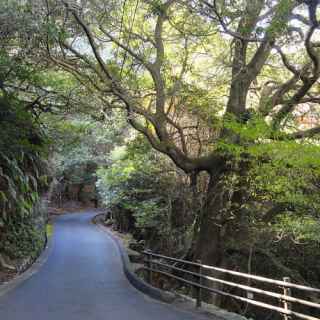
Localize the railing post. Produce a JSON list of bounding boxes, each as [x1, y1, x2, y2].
[[283, 277, 292, 320], [146, 251, 153, 285], [196, 260, 202, 308]]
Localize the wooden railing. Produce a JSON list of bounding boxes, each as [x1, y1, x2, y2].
[[142, 250, 320, 320]]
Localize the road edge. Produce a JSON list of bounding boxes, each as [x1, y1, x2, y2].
[[92, 214, 249, 320], [0, 228, 53, 298], [92, 215, 176, 304]]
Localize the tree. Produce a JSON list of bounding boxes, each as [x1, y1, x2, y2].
[[30, 0, 320, 295]]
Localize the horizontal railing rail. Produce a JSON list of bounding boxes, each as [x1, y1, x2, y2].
[[142, 250, 320, 320]]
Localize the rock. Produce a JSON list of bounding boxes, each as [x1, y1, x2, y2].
[[104, 219, 114, 226], [103, 210, 112, 220], [128, 252, 144, 264], [128, 241, 144, 252]]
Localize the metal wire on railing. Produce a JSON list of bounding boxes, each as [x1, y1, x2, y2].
[[142, 251, 320, 320]]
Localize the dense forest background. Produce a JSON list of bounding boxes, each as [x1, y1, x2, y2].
[[1, 0, 320, 318]]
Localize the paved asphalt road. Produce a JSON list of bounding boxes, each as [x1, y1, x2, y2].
[[0, 211, 213, 320]]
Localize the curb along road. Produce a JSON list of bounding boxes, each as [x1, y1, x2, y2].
[[92, 217, 176, 303], [93, 215, 248, 320]]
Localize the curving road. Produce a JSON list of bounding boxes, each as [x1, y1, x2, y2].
[[0, 211, 213, 320]]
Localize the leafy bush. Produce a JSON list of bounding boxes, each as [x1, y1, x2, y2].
[[96, 137, 195, 254]]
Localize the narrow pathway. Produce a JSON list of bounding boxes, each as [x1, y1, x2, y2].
[[0, 211, 213, 320]]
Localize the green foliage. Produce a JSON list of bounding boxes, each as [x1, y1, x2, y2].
[[46, 113, 126, 177], [2, 215, 45, 260], [267, 0, 295, 36], [96, 136, 195, 253], [248, 145, 320, 244], [216, 115, 320, 244], [0, 98, 48, 263], [149, 0, 166, 16], [96, 138, 167, 218], [0, 98, 47, 156], [274, 214, 320, 243], [46, 223, 54, 238]]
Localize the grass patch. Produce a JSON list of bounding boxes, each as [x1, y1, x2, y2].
[[46, 224, 53, 238]]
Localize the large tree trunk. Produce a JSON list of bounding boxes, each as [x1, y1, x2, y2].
[[195, 173, 224, 263], [194, 162, 247, 306], [194, 171, 227, 305]]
